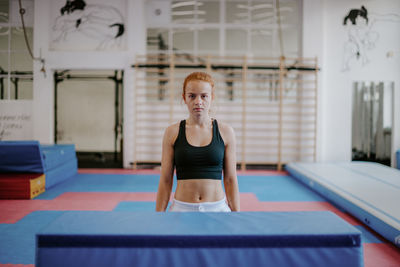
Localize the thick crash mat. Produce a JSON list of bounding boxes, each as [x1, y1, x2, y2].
[[0, 141, 77, 189], [0, 141, 45, 173], [286, 161, 400, 248], [36, 211, 363, 267], [0, 173, 45, 199]]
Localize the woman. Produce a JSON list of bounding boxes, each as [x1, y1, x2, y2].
[[156, 72, 240, 212]]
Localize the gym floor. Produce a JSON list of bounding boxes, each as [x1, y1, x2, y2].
[[1, 169, 399, 266]]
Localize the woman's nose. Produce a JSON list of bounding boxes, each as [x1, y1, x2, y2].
[[194, 96, 202, 104]]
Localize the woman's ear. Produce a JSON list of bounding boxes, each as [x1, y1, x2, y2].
[[182, 93, 186, 103]]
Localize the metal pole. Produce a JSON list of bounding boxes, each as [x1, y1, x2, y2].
[[114, 70, 119, 162], [54, 71, 59, 143], [277, 56, 284, 171]]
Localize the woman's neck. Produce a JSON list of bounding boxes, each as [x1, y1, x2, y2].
[[187, 115, 212, 127]]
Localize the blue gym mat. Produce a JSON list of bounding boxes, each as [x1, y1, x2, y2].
[[36, 211, 363, 267]]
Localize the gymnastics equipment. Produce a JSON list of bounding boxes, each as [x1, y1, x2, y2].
[[36, 211, 362, 267], [132, 54, 318, 170], [287, 161, 400, 248], [0, 141, 77, 190]]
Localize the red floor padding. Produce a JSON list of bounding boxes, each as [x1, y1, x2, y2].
[[0, 200, 46, 223], [364, 243, 400, 267], [57, 192, 158, 202]]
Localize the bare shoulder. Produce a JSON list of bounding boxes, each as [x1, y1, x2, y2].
[[217, 120, 235, 144], [164, 122, 180, 145]]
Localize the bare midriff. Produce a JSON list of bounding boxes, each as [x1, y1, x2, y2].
[[174, 179, 225, 203]]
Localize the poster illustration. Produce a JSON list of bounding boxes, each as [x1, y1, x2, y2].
[[50, 0, 126, 51], [342, 5, 400, 71]]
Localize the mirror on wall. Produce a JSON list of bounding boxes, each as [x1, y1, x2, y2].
[[352, 81, 394, 166]]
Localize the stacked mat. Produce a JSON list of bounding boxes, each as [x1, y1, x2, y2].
[[0, 173, 45, 199], [0, 141, 77, 198]]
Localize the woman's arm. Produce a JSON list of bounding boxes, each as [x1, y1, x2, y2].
[[221, 124, 240, 211], [155, 125, 177, 211]]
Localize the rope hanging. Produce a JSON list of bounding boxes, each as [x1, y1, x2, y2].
[[275, 0, 285, 60], [17, 0, 46, 77]]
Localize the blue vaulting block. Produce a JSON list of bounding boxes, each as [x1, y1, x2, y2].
[[36, 211, 363, 267], [0, 141, 77, 189], [0, 141, 45, 173], [41, 144, 77, 171]]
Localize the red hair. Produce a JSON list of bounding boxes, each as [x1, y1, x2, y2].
[[182, 72, 215, 99]]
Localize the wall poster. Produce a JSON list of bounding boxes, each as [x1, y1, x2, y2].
[[49, 0, 127, 51]]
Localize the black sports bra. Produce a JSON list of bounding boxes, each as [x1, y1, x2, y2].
[[174, 120, 225, 180]]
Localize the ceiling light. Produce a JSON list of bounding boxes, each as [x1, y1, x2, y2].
[[172, 1, 203, 9], [237, 3, 273, 10], [172, 10, 206, 16]]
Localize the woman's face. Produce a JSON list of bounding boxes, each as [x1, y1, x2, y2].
[[183, 80, 213, 116]]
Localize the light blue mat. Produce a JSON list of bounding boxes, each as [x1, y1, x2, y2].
[[286, 161, 400, 247]]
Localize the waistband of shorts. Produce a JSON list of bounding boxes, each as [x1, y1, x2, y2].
[[172, 197, 226, 207]]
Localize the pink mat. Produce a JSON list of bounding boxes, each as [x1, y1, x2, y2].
[[0, 192, 158, 223], [364, 243, 400, 267]]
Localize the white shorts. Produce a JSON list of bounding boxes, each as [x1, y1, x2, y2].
[[169, 197, 231, 212]]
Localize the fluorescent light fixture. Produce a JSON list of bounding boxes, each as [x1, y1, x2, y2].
[[252, 17, 276, 24], [278, 7, 294, 12], [172, 10, 206, 16], [235, 12, 249, 18], [251, 29, 272, 36], [237, 3, 273, 10], [252, 12, 274, 19], [0, 26, 10, 35], [173, 18, 206, 24], [172, 1, 203, 9]]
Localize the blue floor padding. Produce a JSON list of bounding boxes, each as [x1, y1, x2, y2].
[[238, 175, 326, 201], [354, 225, 384, 244], [35, 174, 165, 199], [113, 202, 157, 211], [0, 211, 65, 264]]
